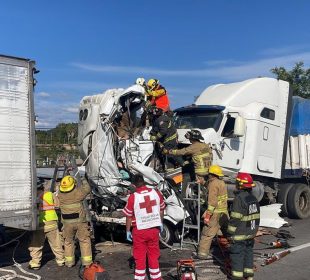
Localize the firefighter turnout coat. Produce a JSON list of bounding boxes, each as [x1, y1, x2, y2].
[[150, 113, 177, 149], [227, 189, 260, 280], [227, 190, 260, 241], [148, 85, 170, 112], [170, 141, 213, 177], [28, 191, 64, 269], [58, 179, 92, 266], [198, 177, 228, 257]]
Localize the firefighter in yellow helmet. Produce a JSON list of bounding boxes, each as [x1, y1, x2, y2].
[[197, 165, 229, 259], [58, 175, 92, 267], [146, 79, 170, 112], [28, 180, 65, 270]]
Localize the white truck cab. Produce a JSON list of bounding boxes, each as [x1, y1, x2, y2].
[[175, 77, 310, 218]]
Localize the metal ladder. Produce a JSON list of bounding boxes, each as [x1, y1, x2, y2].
[[50, 156, 69, 192], [51, 155, 93, 228], [180, 182, 201, 249]]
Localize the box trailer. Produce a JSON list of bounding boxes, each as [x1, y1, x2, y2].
[[0, 55, 37, 230]]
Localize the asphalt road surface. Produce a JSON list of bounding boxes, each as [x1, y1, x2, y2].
[[0, 218, 310, 280]]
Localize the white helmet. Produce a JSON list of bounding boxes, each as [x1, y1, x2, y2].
[[136, 77, 145, 86]]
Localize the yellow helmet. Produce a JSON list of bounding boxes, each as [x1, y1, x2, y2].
[[60, 175, 76, 193], [147, 79, 159, 90], [209, 165, 224, 177]]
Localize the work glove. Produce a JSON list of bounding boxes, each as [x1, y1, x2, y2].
[[203, 212, 211, 225], [126, 231, 132, 242], [162, 148, 169, 155]]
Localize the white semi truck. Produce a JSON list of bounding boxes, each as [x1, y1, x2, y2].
[[0, 55, 38, 231], [77, 77, 302, 245], [174, 77, 310, 219]]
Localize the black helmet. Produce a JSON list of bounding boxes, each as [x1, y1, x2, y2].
[[185, 129, 204, 141], [149, 106, 163, 116]]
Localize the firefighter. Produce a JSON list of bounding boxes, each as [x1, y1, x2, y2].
[[227, 172, 260, 280], [197, 165, 229, 259], [149, 106, 182, 171], [123, 174, 165, 280], [168, 129, 213, 186], [58, 176, 92, 268], [28, 180, 65, 270], [146, 79, 170, 113]]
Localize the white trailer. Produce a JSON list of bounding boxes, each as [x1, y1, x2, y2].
[[174, 77, 310, 218], [0, 55, 38, 230]]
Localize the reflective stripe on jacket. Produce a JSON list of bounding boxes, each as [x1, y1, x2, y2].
[[150, 114, 177, 149], [149, 85, 170, 112], [206, 177, 228, 215], [171, 142, 212, 176], [39, 191, 58, 223], [227, 190, 260, 241], [58, 179, 91, 224]]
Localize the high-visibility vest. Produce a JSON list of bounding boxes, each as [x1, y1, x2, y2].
[[39, 191, 58, 223]]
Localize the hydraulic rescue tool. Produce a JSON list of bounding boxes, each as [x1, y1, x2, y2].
[[177, 259, 198, 280], [262, 242, 310, 266]]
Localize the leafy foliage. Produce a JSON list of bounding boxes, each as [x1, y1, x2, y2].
[[36, 123, 78, 145], [271, 62, 310, 98], [35, 123, 79, 166]]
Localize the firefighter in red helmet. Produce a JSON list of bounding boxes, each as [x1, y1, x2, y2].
[[228, 172, 260, 280]]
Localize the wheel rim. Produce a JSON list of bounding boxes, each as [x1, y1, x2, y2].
[[160, 224, 170, 243], [299, 191, 310, 214]]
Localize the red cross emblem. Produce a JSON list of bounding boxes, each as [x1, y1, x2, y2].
[[139, 195, 157, 214]]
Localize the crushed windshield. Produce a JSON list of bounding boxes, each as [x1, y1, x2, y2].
[[174, 110, 222, 131]]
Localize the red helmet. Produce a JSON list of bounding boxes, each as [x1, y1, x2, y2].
[[236, 172, 255, 189]]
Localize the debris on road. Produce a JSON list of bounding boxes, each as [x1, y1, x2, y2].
[[259, 204, 288, 228]]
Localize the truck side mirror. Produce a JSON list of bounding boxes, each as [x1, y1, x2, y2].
[[234, 116, 245, 137]]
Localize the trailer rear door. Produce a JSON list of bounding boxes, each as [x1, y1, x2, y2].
[[0, 55, 37, 230]]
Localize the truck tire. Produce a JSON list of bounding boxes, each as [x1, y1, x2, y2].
[[277, 183, 294, 217], [287, 184, 310, 219]]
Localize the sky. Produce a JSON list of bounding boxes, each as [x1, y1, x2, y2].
[[1, 0, 310, 128]]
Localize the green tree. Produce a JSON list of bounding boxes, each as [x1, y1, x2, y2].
[[271, 62, 310, 98]]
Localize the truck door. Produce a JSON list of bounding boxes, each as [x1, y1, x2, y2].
[[218, 113, 245, 173], [0, 55, 37, 230], [256, 107, 282, 177]]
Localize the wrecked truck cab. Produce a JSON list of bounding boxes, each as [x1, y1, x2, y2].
[[78, 84, 187, 244]]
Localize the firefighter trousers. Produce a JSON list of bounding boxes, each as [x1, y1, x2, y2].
[[28, 225, 64, 268], [132, 227, 161, 280], [198, 212, 229, 258], [62, 222, 92, 266], [230, 239, 255, 280]]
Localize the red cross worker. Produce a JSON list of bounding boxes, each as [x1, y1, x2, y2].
[[123, 174, 166, 280]]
